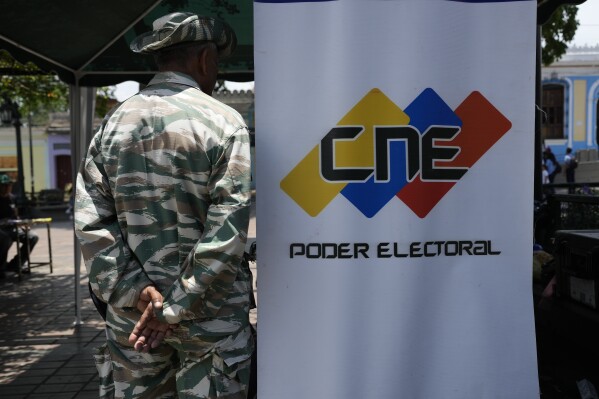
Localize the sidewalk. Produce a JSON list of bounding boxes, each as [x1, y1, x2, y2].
[[0, 205, 257, 398]]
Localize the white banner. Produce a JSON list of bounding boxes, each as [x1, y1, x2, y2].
[[255, 1, 538, 397]]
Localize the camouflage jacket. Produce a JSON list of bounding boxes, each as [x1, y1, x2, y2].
[[75, 72, 252, 332]]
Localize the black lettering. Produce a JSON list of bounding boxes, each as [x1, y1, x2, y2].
[[338, 243, 352, 259], [375, 126, 420, 181], [355, 243, 370, 258], [460, 241, 473, 255], [306, 243, 322, 258], [488, 240, 501, 255], [445, 241, 459, 256], [321, 127, 373, 182], [290, 243, 305, 258], [393, 242, 409, 257], [323, 243, 337, 259], [291, 239, 499, 260], [473, 241, 486, 255], [378, 242, 391, 258], [421, 126, 468, 181], [434, 241, 444, 254], [410, 242, 423, 257], [424, 241, 437, 257]]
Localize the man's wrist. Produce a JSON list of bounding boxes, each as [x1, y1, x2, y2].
[[154, 304, 180, 324]]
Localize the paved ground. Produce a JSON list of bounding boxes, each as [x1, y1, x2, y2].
[[0, 219, 104, 398], [0, 203, 257, 399]]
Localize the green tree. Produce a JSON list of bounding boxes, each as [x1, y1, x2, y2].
[[95, 86, 117, 118], [541, 5, 580, 66], [0, 50, 116, 124], [0, 50, 69, 124]]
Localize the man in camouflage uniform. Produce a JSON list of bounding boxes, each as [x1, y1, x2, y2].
[[75, 12, 253, 399]]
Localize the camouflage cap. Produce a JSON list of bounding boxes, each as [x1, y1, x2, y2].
[[130, 12, 237, 57]]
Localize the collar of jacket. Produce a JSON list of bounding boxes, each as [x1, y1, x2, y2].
[[146, 71, 200, 90]]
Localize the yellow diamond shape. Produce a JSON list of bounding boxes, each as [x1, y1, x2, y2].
[[280, 88, 410, 216]]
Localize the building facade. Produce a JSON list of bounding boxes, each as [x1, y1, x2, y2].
[[541, 45, 599, 162], [0, 123, 49, 198]]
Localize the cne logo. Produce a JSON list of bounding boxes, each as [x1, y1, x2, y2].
[[280, 88, 512, 218]]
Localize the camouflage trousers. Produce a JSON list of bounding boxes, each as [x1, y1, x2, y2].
[[93, 328, 252, 399]]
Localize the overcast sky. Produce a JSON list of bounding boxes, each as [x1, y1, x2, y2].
[[572, 0, 599, 47]]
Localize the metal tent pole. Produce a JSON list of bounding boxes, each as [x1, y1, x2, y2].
[[70, 83, 96, 326]]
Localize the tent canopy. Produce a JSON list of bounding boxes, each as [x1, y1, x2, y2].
[[0, 0, 254, 87]]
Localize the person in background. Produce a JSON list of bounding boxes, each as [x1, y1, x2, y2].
[[541, 164, 552, 198], [543, 147, 560, 183], [0, 175, 12, 279], [542, 164, 550, 185], [564, 147, 577, 194], [75, 12, 253, 399], [64, 182, 74, 221], [0, 173, 38, 277]]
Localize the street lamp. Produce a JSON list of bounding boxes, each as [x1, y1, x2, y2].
[[0, 95, 26, 215]]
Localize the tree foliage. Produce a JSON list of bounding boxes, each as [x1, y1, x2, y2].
[[0, 50, 117, 124], [541, 5, 579, 66], [95, 87, 117, 118], [0, 50, 69, 124]]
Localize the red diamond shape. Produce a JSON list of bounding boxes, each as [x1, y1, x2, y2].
[[397, 91, 512, 218]]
